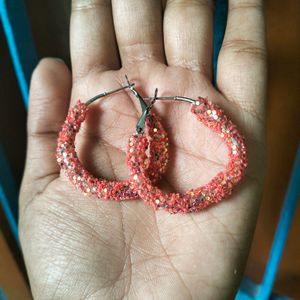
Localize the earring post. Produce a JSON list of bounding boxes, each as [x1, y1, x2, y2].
[[85, 83, 135, 106], [125, 75, 153, 134], [143, 96, 196, 104]]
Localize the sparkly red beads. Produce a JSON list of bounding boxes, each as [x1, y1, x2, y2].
[[126, 97, 248, 214], [56, 100, 168, 201]]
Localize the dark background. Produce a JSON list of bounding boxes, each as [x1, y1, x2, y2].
[[0, 0, 299, 298]]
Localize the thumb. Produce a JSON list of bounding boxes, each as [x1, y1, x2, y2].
[[20, 58, 71, 213]]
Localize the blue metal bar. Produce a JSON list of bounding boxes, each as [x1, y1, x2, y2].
[[257, 145, 300, 300], [236, 277, 261, 299], [0, 0, 37, 243], [0, 289, 8, 300], [0, 0, 38, 108], [213, 0, 228, 86], [0, 184, 19, 242], [0, 145, 18, 218], [0, 145, 19, 242], [235, 288, 255, 300], [236, 146, 300, 300]]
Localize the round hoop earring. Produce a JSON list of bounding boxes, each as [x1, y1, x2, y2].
[[126, 93, 248, 214], [56, 79, 168, 201]]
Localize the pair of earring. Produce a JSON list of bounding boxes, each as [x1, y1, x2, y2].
[[56, 76, 247, 214]]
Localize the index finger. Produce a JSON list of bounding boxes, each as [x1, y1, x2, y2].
[[70, 0, 120, 81]]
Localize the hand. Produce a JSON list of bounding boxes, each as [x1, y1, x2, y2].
[[19, 1, 266, 299]]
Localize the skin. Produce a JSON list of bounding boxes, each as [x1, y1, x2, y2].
[[19, 0, 267, 299]]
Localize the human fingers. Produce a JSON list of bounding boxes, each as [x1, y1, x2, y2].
[[111, 0, 165, 66], [164, 0, 214, 77], [20, 58, 71, 210], [70, 0, 120, 81], [216, 0, 267, 116]]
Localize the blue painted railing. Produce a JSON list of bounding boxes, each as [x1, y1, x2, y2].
[[0, 0, 37, 244], [0, 0, 37, 107], [0, 288, 8, 300], [213, 0, 227, 86]]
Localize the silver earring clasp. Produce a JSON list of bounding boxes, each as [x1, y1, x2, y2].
[[143, 95, 197, 105], [85, 81, 135, 106], [125, 75, 158, 134]]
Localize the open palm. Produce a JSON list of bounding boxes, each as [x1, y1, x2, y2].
[[19, 1, 266, 299]]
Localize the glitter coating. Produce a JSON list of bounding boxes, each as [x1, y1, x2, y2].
[[127, 97, 248, 214], [56, 100, 168, 201]]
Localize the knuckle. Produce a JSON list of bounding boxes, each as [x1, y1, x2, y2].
[[167, 0, 214, 11], [221, 39, 266, 61], [71, 0, 110, 11], [229, 1, 263, 13]]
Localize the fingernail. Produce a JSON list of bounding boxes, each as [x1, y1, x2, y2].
[[38, 57, 66, 65], [51, 57, 66, 64]]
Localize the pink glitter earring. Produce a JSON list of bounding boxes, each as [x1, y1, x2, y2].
[[126, 93, 248, 214], [56, 80, 168, 201]]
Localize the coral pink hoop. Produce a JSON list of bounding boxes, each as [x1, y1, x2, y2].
[[56, 85, 168, 201], [127, 96, 248, 214]]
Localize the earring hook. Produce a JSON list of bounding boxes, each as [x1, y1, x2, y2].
[[85, 81, 135, 106], [143, 95, 197, 105], [135, 87, 159, 134], [125, 75, 157, 134]]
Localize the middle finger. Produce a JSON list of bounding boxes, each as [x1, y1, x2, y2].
[[111, 0, 166, 66]]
